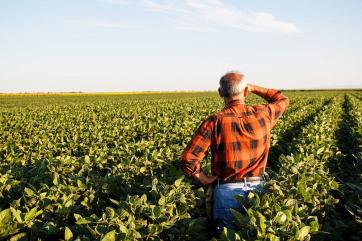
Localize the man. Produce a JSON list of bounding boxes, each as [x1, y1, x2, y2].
[[181, 71, 289, 231]]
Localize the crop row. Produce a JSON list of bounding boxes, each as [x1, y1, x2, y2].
[[322, 94, 362, 240], [268, 97, 331, 170]]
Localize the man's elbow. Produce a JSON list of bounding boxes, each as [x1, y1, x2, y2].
[[284, 96, 290, 107], [279, 92, 289, 108]]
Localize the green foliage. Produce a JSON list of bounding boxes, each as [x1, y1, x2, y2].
[[0, 91, 361, 240]]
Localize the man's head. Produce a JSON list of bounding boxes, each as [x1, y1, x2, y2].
[[218, 71, 248, 100]]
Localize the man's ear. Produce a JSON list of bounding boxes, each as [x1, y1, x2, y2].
[[244, 86, 249, 97], [218, 88, 223, 97]]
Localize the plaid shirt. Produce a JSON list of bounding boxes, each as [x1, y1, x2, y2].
[[181, 89, 289, 182]]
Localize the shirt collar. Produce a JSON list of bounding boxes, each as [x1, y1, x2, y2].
[[225, 99, 245, 108]]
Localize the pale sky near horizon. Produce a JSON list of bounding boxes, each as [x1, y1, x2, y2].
[[1, 0, 361, 92]]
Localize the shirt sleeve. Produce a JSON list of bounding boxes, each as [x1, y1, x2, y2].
[[181, 115, 215, 176], [263, 89, 289, 128]]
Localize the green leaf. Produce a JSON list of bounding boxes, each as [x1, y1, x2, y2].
[[152, 206, 161, 218], [76, 218, 92, 225], [101, 230, 116, 241], [158, 196, 165, 206], [297, 226, 310, 241], [285, 199, 297, 206], [109, 199, 119, 205], [257, 211, 266, 235], [84, 155, 91, 163], [64, 227, 73, 241], [9, 232, 27, 241], [174, 177, 184, 187], [24, 188, 34, 197], [274, 211, 287, 225], [148, 224, 161, 236], [74, 213, 82, 221], [220, 227, 240, 241], [77, 179, 86, 189], [230, 209, 248, 226], [105, 207, 115, 219], [316, 147, 324, 155], [140, 194, 147, 203], [10, 207, 22, 223], [119, 224, 128, 234], [0, 208, 12, 224], [53, 173, 59, 186], [330, 180, 340, 191], [247, 192, 255, 199], [265, 233, 280, 241], [24, 208, 42, 222], [310, 220, 319, 233]]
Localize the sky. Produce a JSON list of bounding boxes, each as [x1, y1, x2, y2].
[[1, 0, 362, 92]]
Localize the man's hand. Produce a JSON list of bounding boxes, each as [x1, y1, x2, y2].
[[247, 83, 254, 92], [247, 83, 269, 99], [192, 171, 218, 186]]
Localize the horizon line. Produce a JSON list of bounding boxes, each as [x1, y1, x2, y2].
[[1, 87, 362, 95]]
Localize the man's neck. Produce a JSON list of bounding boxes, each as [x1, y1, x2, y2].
[[224, 96, 245, 107]]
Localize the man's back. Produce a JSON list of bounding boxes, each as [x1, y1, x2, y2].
[[182, 89, 289, 182]]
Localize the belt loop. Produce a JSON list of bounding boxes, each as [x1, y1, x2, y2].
[[243, 177, 246, 186], [217, 178, 219, 187]]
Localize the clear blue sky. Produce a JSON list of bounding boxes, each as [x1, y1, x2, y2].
[[1, 0, 361, 92]]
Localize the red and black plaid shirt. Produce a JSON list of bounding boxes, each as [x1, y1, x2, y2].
[[181, 89, 289, 182]]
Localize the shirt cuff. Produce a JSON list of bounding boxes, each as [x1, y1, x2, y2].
[[182, 160, 201, 176], [189, 166, 202, 176]]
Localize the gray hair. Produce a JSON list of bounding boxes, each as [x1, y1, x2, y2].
[[219, 71, 247, 97]]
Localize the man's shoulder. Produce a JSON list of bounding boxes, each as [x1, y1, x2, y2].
[[200, 112, 224, 125], [198, 114, 218, 125], [206, 113, 218, 122], [249, 104, 268, 111], [245, 104, 273, 117]]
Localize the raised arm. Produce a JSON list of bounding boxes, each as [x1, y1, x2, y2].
[[248, 84, 289, 128], [248, 84, 269, 98]]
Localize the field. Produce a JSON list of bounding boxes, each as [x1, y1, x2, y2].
[[0, 91, 361, 241]]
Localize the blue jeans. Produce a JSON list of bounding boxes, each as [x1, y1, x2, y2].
[[213, 180, 265, 229]]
